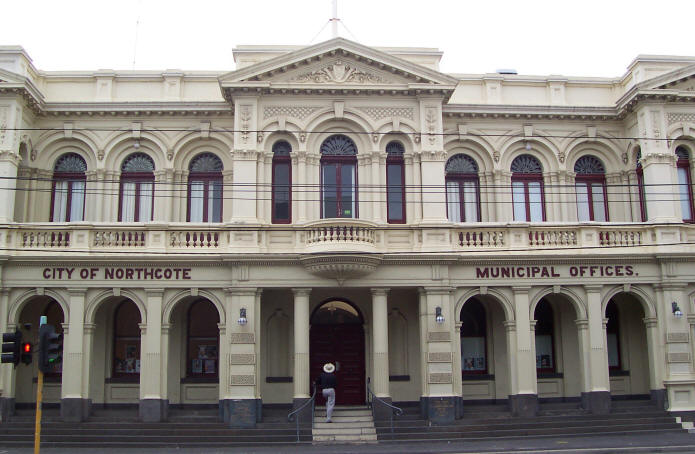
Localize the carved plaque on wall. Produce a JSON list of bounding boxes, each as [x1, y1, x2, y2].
[[667, 332, 689, 343], [229, 354, 256, 365], [428, 373, 452, 384], [428, 352, 452, 363], [230, 374, 256, 385], [667, 352, 691, 363], [428, 332, 450, 342], [230, 333, 255, 344]]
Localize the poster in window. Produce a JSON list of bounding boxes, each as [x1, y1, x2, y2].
[[204, 359, 216, 374], [461, 337, 486, 371], [535, 335, 554, 369], [118, 344, 138, 374], [192, 359, 203, 374]]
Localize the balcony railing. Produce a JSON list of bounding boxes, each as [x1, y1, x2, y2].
[[0, 222, 690, 255]]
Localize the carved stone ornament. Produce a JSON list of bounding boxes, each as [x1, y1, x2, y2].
[[291, 60, 387, 84], [300, 254, 382, 283], [621, 152, 628, 165]]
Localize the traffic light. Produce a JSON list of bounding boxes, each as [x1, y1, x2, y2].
[[39, 324, 62, 373], [1, 331, 22, 365], [21, 342, 32, 365]]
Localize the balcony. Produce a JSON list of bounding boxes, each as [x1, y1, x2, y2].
[[1, 221, 693, 257]]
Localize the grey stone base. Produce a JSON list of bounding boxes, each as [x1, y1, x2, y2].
[[455, 396, 464, 419], [0, 398, 14, 422], [509, 394, 538, 417], [651, 389, 667, 410], [139, 399, 168, 422], [290, 397, 312, 424], [372, 396, 394, 421], [420, 396, 456, 424], [61, 398, 91, 422], [581, 391, 611, 414], [221, 399, 261, 428]]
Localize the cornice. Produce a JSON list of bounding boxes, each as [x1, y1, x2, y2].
[[443, 104, 620, 122], [39, 102, 233, 118]]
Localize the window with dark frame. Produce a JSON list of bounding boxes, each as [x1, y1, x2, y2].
[[676, 146, 694, 222], [187, 153, 223, 222], [112, 301, 141, 378], [187, 300, 220, 379], [574, 155, 608, 222], [445, 154, 481, 222], [386, 141, 406, 223], [606, 300, 621, 370], [460, 299, 487, 375], [511, 154, 545, 222], [272, 141, 292, 224], [534, 299, 555, 374], [118, 153, 155, 222], [320, 135, 358, 219], [636, 148, 647, 222], [51, 153, 87, 222]]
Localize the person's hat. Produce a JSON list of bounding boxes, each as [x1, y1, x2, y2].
[[323, 363, 335, 373]]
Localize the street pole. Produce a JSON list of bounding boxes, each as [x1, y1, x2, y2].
[[34, 315, 47, 454]]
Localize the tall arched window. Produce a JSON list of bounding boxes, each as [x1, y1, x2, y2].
[[187, 300, 220, 378], [51, 153, 86, 222], [636, 148, 647, 222], [511, 154, 545, 222], [460, 299, 487, 375], [676, 146, 694, 222], [119, 153, 155, 222], [272, 141, 292, 223], [386, 141, 406, 223], [606, 300, 621, 371], [320, 135, 358, 218], [113, 301, 141, 378], [43, 301, 64, 375], [574, 155, 608, 222], [534, 299, 555, 373], [446, 154, 480, 222], [188, 153, 223, 222]]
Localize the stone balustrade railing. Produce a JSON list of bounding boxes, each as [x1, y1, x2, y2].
[[0, 222, 690, 255]]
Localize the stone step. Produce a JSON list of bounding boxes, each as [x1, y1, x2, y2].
[[313, 434, 378, 442], [315, 415, 373, 422], [314, 410, 372, 417], [313, 427, 376, 435], [314, 421, 375, 428]]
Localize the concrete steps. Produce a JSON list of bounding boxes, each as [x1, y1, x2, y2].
[[312, 406, 377, 443]]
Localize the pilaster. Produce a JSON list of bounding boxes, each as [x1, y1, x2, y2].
[[510, 286, 538, 417], [61, 288, 88, 422], [139, 288, 165, 422]]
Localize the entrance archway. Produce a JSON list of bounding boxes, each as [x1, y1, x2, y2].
[[310, 299, 365, 405]]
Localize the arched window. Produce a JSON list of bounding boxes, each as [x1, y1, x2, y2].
[[446, 154, 480, 222], [386, 141, 406, 223], [636, 148, 647, 222], [43, 301, 64, 375], [676, 146, 694, 222], [113, 301, 141, 377], [188, 153, 223, 222], [574, 155, 608, 221], [460, 299, 487, 375], [534, 299, 555, 373], [187, 300, 220, 378], [119, 153, 155, 222], [511, 154, 545, 222], [606, 300, 621, 370], [272, 141, 292, 223], [320, 135, 358, 218], [51, 153, 86, 222]]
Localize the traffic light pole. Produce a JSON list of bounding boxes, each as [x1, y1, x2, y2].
[[34, 369, 43, 454]]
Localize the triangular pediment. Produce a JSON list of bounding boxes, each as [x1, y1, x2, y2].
[[219, 38, 457, 99], [0, 68, 26, 85], [645, 64, 695, 91]]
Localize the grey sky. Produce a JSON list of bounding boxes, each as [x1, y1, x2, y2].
[[2, 0, 693, 77]]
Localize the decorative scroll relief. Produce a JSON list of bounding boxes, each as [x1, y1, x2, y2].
[[668, 352, 691, 363], [230, 333, 255, 344], [263, 106, 320, 120], [230, 374, 255, 385], [428, 373, 452, 384], [240, 106, 251, 144], [428, 352, 453, 363], [667, 332, 690, 343], [0, 106, 7, 147], [667, 113, 695, 125], [428, 332, 450, 342], [290, 60, 389, 84], [230, 354, 256, 365], [356, 106, 414, 121]]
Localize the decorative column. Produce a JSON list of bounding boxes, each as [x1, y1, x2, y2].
[[0, 288, 14, 420], [453, 323, 463, 418], [61, 288, 88, 422], [418, 100, 447, 223], [412, 153, 423, 223], [371, 288, 391, 420], [371, 152, 385, 223], [575, 319, 591, 409], [419, 287, 456, 423], [493, 170, 512, 222], [292, 288, 311, 414], [510, 286, 538, 417], [582, 285, 610, 413], [139, 289, 166, 422], [659, 283, 692, 410], [222, 288, 260, 428], [504, 320, 518, 398], [81, 323, 96, 418], [417, 289, 428, 416], [0, 101, 23, 222], [295, 151, 307, 222], [231, 98, 260, 222], [644, 317, 664, 408], [160, 323, 171, 414]]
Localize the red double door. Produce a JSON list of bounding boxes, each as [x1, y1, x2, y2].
[[310, 324, 365, 406]]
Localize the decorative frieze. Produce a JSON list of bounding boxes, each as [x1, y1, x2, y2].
[[428, 372, 452, 384], [667, 113, 695, 125], [290, 61, 388, 84], [668, 352, 691, 363], [230, 333, 255, 344], [428, 352, 453, 363], [230, 374, 255, 385], [230, 354, 256, 365], [356, 106, 414, 121], [263, 106, 320, 120]]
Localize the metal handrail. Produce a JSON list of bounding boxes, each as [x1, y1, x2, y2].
[[367, 377, 403, 437], [287, 384, 317, 442]]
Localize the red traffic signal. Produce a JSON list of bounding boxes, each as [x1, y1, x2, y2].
[[21, 342, 32, 365]]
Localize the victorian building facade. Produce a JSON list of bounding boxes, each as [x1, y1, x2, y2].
[[1, 38, 695, 426]]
